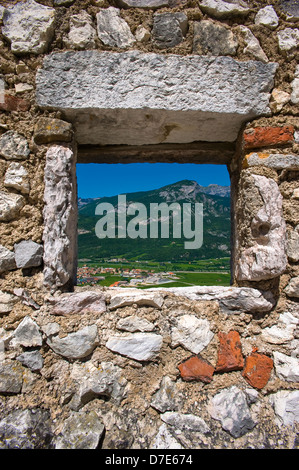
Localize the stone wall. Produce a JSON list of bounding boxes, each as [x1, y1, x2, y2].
[[0, 0, 298, 450]]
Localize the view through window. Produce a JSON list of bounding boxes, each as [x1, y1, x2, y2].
[[76, 163, 231, 289]]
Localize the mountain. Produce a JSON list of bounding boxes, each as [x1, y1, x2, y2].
[[77, 180, 231, 262]]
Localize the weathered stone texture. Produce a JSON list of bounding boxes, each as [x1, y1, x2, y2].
[[96, 7, 135, 48], [36, 51, 277, 146], [0, 131, 30, 161], [193, 20, 238, 56]]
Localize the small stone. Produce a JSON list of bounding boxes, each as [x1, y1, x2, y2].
[[152, 12, 188, 49], [17, 350, 44, 371], [0, 409, 53, 449], [109, 291, 164, 310], [96, 7, 135, 49], [171, 315, 213, 354], [255, 6, 279, 29], [0, 191, 25, 222], [151, 376, 178, 412], [2, 0, 55, 55], [64, 11, 96, 50], [12, 316, 43, 348], [243, 125, 294, 149], [273, 351, 299, 382], [106, 332, 162, 361], [0, 245, 16, 274], [238, 25, 268, 62], [0, 94, 30, 112], [116, 315, 155, 332], [178, 354, 214, 383], [54, 0, 74, 5], [15, 83, 33, 94], [14, 240, 43, 269], [291, 65, 299, 104], [242, 351, 273, 389], [41, 322, 60, 337], [161, 412, 210, 433], [49, 291, 106, 316], [270, 390, 299, 427], [33, 117, 72, 144], [285, 277, 299, 298], [152, 424, 183, 449], [115, 0, 169, 8], [287, 225, 299, 262], [0, 290, 18, 315], [0, 131, 30, 160], [4, 162, 30, 194], [262, 312, 298, 345], [55, 411, 105, 449], [270, 88, 290, 112], [245, 152, 299, 170], [47, 325, 98, 360], [198, 0, 250, 18], [215, 330, 244, 372], [277, 28, 299, 56], [209, 385, 256, 438], [135, 25, 151, 43], [0, 360, 23, 394], [193, 20, 238, 56]]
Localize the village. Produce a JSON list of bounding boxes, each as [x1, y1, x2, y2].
[[77, 261, 179, 288]]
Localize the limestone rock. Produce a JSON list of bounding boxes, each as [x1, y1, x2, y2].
[[278, 0, 299, 20], [198, 0, 251, 18], [15, 83, 34, 94], [285, 277, 299, 298], [0, 360, 24, 394], [43, 146, 77, 289], [152, 424, 184, 449], [255, 6, 279, 29], [160, 286, 275, 313], [1, 0, 55, 55], [106, 332, 163, 361], [270, 390, 299, 427], [152, 12, 188, 49], [14, 240, 43, 269], [193, 20, 238, 56], [209, 386, 256, 438], [270, 88, 290, 112], [262, 311, 298, 345], [235, 174, 287, 281], [47, 325, 98, 360], [287, 225, 299, 262], [0, 245, 16, 274], [277, 28, 299, 56], [0, 131, 30, 160], [54, 0, 74, 6], [151, 376, 178, 413], [116, 315, 155, 332], [55, 411, 105, 449], [96, 7, 135, 48], [17, 350, 44, 372], [291, 65, 299, 105], [48, 291, 106, 316], [0, 290, 18, 314], [135, 25, 151, 43], [246, 153, 299, 170], [109, 291, 164, 310], [273, 351, 299, 382], [0, 191, 25, 222], [64, 11, 96, 50], [4, 163, 29, 194], [11, 316, 43, 348], [69, 361, 127, 410], [161, 412, 210, 433], [36, 51, 277, 146], [116, 0, 169, 8], [33, 118, 72, 144], [238, 25, 268, 62], [171, 315, 213, 354], [0, 409, 53, 449]]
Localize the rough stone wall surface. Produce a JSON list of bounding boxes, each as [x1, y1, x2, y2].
[[0, 0, 298, 450]]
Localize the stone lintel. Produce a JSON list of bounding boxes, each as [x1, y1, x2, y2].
[[36, 50, 277, 147]]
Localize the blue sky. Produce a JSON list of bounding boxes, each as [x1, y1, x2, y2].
[[76, 163, 230, 198]]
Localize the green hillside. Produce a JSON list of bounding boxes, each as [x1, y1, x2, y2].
[[77, 180, 231, 263]]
